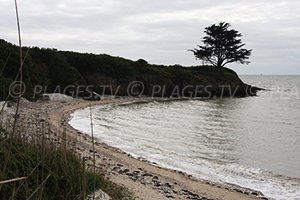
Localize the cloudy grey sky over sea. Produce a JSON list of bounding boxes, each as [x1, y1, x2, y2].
[[1, 0, 299, 75]]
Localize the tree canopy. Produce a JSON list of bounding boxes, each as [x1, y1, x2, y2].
[[191, 22, 252, 68]]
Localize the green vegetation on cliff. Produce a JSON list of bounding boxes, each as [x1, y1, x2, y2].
[[0, 39, 256, 100]]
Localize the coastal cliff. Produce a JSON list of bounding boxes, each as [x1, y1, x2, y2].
[[0, 39, 260, 100]]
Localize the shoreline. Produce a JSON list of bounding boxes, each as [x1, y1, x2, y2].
[[49, 97, 267, 200], [1, 97, 267, 200]]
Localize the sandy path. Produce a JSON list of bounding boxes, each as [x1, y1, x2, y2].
[[47, 97, 266, 200]]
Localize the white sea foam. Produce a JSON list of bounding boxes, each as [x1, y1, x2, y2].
[[69, 80, 300, 200]]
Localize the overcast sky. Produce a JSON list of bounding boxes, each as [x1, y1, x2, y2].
[[1, 0, 299, 74]]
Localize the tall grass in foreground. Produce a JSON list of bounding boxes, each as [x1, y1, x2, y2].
[[0, 125, 133, 200], [0, 134, 97, 199]]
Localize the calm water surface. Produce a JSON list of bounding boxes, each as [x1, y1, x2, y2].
[[70, 75, 300, 200]]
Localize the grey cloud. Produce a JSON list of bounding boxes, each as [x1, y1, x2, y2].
[[0, 0, 299, 74]]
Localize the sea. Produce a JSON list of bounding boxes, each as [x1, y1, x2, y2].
[[69, 75, 300, 200]]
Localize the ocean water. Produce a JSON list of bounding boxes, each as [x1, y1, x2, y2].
[[69, 75, 300, 200]]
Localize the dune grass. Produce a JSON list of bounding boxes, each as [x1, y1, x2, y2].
[[0, 128, 134, 200]]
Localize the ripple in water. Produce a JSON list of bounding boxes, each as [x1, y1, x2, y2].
[[70, 76, 300, 200]]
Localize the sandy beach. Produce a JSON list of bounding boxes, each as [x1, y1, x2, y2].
[[2, 97, 267, 200]]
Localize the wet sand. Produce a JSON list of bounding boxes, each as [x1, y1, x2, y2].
[[2, 97, 267, 200]]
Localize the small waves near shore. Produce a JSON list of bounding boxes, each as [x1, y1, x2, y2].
[[69, 76, 300, 200]]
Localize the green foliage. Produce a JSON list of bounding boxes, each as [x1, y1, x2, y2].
[[136, 59, 148, 67], [0, 138, 91, 199], [0, 76, 13, 100], [0, 136, 133, 200], [0, 38, 246, 98], [191, 22, 252, 68]]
